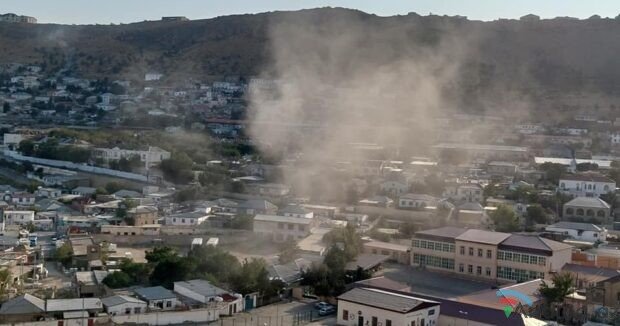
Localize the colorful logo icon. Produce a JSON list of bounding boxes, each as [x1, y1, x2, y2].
[[496, 289, 533, 318]]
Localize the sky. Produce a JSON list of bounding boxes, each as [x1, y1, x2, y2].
[[3, 0, 620, 24]]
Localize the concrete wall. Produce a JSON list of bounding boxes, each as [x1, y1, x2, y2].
[[93, 229, 254, 246], [111, 308, 219, 325], [3, 150, 148, 182]]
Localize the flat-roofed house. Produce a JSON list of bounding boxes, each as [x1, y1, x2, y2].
[[253, 214, 314, 243], [546, 222, 607, 243], [337, 287, 440, 326], [0, 294, 45, 322], [134, 286, 177, 311]]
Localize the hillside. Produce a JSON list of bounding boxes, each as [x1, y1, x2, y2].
[[1, 8, 620, 109]]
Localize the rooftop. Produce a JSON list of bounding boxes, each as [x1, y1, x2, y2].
[[433, 143, 528, 152], [415, 226, 467, 242], [499, 234, 573, 256], [345, 254, 390, 271], [364, 241, 410, 252], [254, 214, 313, 225], [560, 173, 614, 183], [134, 286, 176, 301], [0, 294, 45, 315], [174, 279, 228, 297], [456, 229, 510, 245], [101, 295, 146, 307], [46, 298, 102, 312], [547, 222, 604, 232], [564, 197, 610, 209], [338, 287, 438, 314]]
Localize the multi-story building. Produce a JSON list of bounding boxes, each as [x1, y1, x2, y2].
[[0, 13, 37, 23], [443, 183, 483, 204], [3, 210, 35, 226], [411, 227, 572, 283], [253, 214, 314, 242], [558, 173, 616, 198], [127, 206, 159, 226], [92, 146, 171, 168]]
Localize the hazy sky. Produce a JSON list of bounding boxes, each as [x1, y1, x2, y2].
[[3, 0, 620, 24]]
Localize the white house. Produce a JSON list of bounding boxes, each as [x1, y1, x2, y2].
[[145, 73, 163, 81], [443, 183, 483, 203], [92, 146, 171, 167], [380, 180, 410, 196], [253, 214, 314, 243], [174, 279, 243, 316], [35, 187, 62, 199], [278, 205, 314, 218], [398, 194, 439, 209], [165, 209, 210, 226], [101, 295, 147, 316], [134, 286, 177, 311], [3, 133, 24, 147], [10, 192, 35, 206], [3, 210, 35, 226], [337, 287, 440, 326], [546, 222, 607, 243], [559, 173, 616, 198]]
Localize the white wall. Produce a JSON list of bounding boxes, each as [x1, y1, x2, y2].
[[112, 307, 219, 325], [337, 300, 439, 326], [106, 302, 147, 316]]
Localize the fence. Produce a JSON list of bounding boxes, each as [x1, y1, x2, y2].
[[216, 310, 319, 326]]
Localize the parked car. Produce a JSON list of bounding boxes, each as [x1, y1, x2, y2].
[[318, 306, 336, 316], [314, 302, 331, 310]]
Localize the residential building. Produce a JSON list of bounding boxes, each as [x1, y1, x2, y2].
[[68, 237, 102, 269], [380, 179, 410, 196], [10, 192, 35, 206], [45, 298, 103, 319], [134, 286, 178, 310], [433, 143, 530, 162], [562, 197, 611, 224], [411, 227, 572, 282], [127, 206, 158, 226], [546, 222, 607, 243], [558, 173, 616, 198], [101, 295, 147, 316], [100, 224, 161, 236], [35, 187, 62, 199], [442, 183, 483, 204], [72, 186, 97, 197], [0, 294, 45, 323], [278, 204, 314, 218], [237, 199, 277, 215], [174, 279, 243, 316], [75, 270, 109, 297], [487, 161, 518, 176], [165, 209, 210, 226], [337, 287, 440, 326], [245, 183, 290, 197], [3, 210, 35, 226], [92, 146, 171, 167], [363, 241, 411, 264], [587, 273, 620, 314], [253, 214, 314, 242], [398, 194, 439, 209], [0, 13, 37, 23]]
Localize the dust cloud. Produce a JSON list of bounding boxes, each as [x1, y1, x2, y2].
[[247, 11, 484, 200]]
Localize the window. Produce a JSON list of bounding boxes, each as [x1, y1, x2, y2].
[[576, 208, 584, 216], [288, 223, 294, 230], [386, 320, 392, 326], [566, 208, 574, 215], [134, 307, 141, 314], [278, 223, 284, 229], [487, 250, 492, 259], [372, 316, 378, 326], [459, 264, 464, 273], [460, 246, 465, 255], [182, 218, 186, 223], [421, 318, 425, 326], [477, 266, 482, 275], [469, 247, 474, 256], [166, 301, 172, 308], [478, 249, 483, 257], [173, 218, 176, 222], [298, 225, 305, 232], [468, 265, 473, 274], [342, 310, 348, 321], [486, 267, 491, 276], [597, 210, 606, 218], [428, 309, 435, 315], [125, 308, 131, 314]]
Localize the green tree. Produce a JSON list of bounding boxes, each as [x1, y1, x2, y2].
[[54, 243, 73, 267], [490, 205, 520, 232], [0, 268, 12, 299], [322, 224, 361, 260], [398, 222, 418, 238], [539, 272, 574, 303], [526, 204, 548, 225], [160, 152, 194, 184], [145, 246, 178, 264], [102, 271, 132, 288], [105, 182, 124, 194], [18, 140, 35, 156], [539, 162, 565, 184], [278, 241, 300, 264]]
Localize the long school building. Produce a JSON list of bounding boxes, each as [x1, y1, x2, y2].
[[411, 227, 572, 283]]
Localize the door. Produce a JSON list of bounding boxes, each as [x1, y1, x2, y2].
[[245, 295, 254, 311], [358, 316, 364, 326]]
